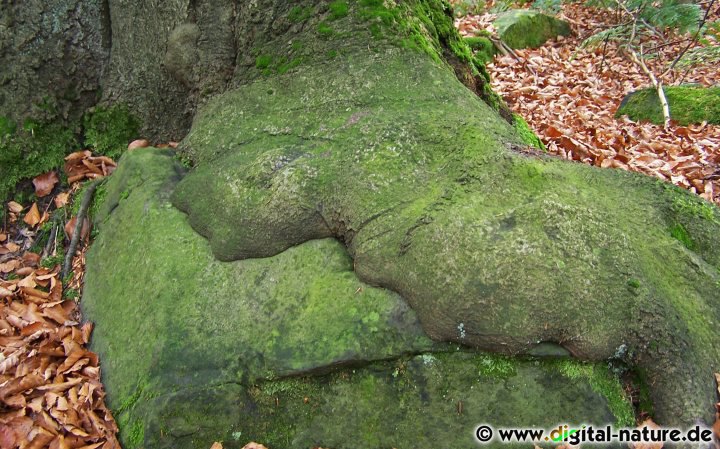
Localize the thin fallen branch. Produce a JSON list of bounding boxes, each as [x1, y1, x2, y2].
[[42, 224, 57, 259], [61, 180, 101, 281]]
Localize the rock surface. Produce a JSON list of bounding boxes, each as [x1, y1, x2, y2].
[[171, 40, 720, 427], [79, 1, 720, 447], [83, 149, 631, 449]]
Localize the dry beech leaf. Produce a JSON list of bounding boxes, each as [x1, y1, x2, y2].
[[0, 233, 6, 242], [33, 171, 59, 198], [128, 139, 150, 150], [64, 150, 92, 162], [54, 192, 70, 208], [210, 443, 224, 449], [7, 202, 23, 214], [241, 444, 269, 449], [0, 260, 21, 274], [630, 419, 664, 449], [23, 203, 41, 228], [64, 217, 91, 242]]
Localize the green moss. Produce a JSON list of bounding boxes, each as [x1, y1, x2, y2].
[[465, 36, 497, 64], [288, 5, 314, 23], [317, 21, 334, 37], [63, 288, 79, 300], [41, 251, 65, 269], [0, 119, 79, 202], [0, 116, 16, 137], [547, 359, 635, 426], [329, 0, 349, 20], [670, 223, 694, 250], [127, 420, 145, 448], [277, 57, 303, 75], [513, 113, 545, 150], [616, 86, 720, 125], [255, 54, 273, 69], [476, 354, 517, 378], [83, 104, 140, 161], [670, 191, 718, 223]]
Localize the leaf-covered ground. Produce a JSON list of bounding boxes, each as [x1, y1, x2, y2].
[[457, 1, 720, 204], [0, 152, 121, 448]]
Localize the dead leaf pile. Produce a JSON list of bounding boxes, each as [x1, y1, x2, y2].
[[63, 152, 117, 185], [0, 266, 120, 448], [456, 2, 720, 204]]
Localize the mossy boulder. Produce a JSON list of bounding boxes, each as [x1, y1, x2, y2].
[[82, 1, 720, 447], [171, 43, 720, 427], [83, 149, 631, 448], [494, 9, 571, 49], [616, 86, 720, 125]]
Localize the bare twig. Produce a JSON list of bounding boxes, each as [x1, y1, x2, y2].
[[61, 180, 101, 282], [42, 225, 57, 259]]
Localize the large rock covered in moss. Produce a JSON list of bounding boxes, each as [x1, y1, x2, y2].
[[170, 28, 720, 430], [617, 86, 720, 125], [82, 1, 720, 447], [83, 148, 631, 449], [494, 9, 571, 49]]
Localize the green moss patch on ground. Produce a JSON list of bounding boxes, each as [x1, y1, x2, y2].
[[0, 103, 140, 204], [616, 86, 720, 125], [0, 119, 79, 203]]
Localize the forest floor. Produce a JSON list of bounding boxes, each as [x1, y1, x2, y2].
[[457, 1, 720, 205], [0, 2, 719, 448]]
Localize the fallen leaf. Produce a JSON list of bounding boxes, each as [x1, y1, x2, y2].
[[23, 203, 41, 228], [64, 217, 91, 242], [630, 419, 663, 449], [54, 193, 70, 208], [65, 150, 92, 162], [0, 260, 21, 274], [7, 202, 23, 214], [128, 139, 150, 150], [33, 172, 59, 198], [241, 444, 268, 449], [210, 443, 223, 449]]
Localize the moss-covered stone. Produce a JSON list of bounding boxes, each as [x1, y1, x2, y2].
[[82, 163, 631, 446], [616, 86, 720, 125], [170, 38, 720, 427], [82, 1, 720, 444], [494, 9, 571, 49], [513, 113, 546, 150]]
